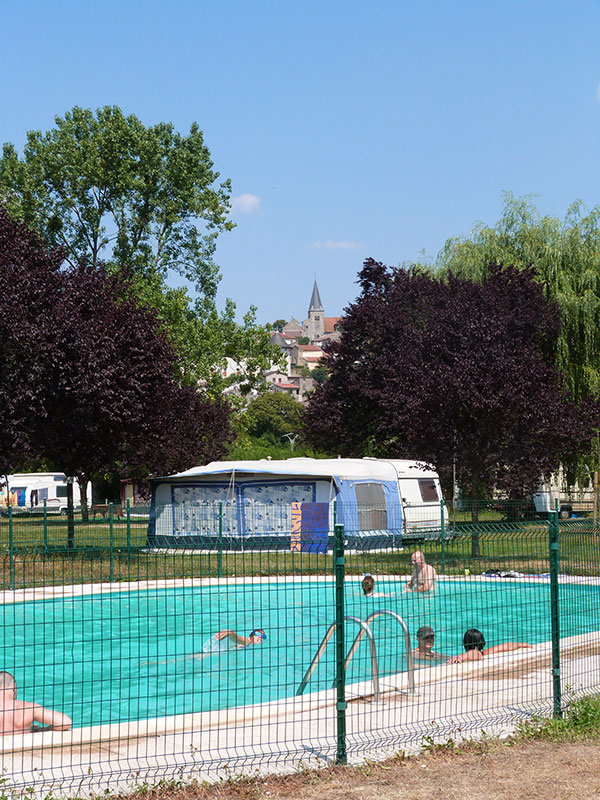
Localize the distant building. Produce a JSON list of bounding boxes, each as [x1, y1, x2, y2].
[[264, 281, 342, 401]]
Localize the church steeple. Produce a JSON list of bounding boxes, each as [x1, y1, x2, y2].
[[308, 281, 323, 315], [304, 281, 325, 342]]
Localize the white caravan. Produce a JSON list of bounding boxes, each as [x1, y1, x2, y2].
[[0, 473, 92, 514]]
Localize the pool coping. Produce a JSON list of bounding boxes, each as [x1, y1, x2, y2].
[[0, 630, 596, 757], [1, 572, 598, 606]]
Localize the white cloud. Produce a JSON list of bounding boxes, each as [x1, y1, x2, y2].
[[231, 193, 261, 213], [311, 240, 361, 250]]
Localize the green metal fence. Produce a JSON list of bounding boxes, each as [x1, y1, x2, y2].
[[0, 502, 597, 797]]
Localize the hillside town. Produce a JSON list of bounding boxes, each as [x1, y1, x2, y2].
[[225, 281, 342, 402]]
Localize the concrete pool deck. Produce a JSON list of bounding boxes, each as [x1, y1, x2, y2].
[[0, 576, 598, 798]]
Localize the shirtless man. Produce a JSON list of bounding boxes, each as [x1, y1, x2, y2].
[[446, 628, 533, 663], [214, 629, 267, 648], [0, 672, 72, 734], [412, 626, 446, 661], [404, 551, 437, 593]]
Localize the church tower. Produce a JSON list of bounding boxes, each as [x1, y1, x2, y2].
[[303, 281, 325, 341]]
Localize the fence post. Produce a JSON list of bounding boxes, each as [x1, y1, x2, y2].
[[8, 505, 15, 591], [43, 499, 48, 554], [126, 499, 131, 560], [549, 509, 562, 718], [334, 522, 347, 765], [109, 502, 115, 583], [440, 499, 446, 575], [218, 501, 223, 578]]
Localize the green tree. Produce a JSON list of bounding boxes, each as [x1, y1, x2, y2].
[[0, 106, 282, 393], [270, 319, 288, 331], [0, 106, 231, 291], [434, 193, 600, 406], [242, 392, 305, 443]]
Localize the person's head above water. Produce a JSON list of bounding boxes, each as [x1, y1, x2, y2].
[[0, 672, 16, 697], [362, 575, 375, 595], [248, 629, 267, 644], [411, 551, 426, 568], [463, 629, 485, 652]]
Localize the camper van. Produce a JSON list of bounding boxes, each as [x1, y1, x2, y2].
[[147, 457, 448, 550], [0, 473, 92, 514]]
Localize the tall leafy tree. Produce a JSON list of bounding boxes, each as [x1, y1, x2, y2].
[[305, 259, 598, 548], [0, 106, 282, 393], [0, 208, 62, 476], [0, 208, 233, 526], [434, 193, 600, 405], [38, 265, 233, 519]]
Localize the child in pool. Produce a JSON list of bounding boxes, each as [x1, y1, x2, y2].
[[361, 575, 393, 598]]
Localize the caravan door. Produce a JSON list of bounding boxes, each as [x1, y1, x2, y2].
[[397, 475, 444, 538]]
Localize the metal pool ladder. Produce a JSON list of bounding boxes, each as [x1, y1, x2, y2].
[[296, 610, 415, 703]]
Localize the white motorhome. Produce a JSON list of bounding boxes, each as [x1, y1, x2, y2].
[[148, 457, 449, 550], [0, 473, 92, 514], [533, 468, 596, 519]]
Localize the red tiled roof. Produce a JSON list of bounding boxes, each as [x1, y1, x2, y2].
[[324, 316, 342, 333]]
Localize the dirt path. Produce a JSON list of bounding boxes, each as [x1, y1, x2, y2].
[[111, 739, 600, 800]]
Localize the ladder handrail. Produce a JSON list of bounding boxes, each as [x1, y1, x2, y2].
[[344, 610, 415, 694], [296, 615, 381, 701]]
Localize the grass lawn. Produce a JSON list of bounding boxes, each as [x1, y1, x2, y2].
[[0, 511, 597, 588]]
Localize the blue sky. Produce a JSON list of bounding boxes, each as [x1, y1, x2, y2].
[[2, 0, 600, 325]]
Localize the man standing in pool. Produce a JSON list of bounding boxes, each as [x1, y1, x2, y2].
[[214, 629, 267, 649], [446, 629, 532, 663], [404, 551, 437, 593], [0, 671, 72, 734]]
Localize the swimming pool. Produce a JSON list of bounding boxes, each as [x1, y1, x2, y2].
[[1, 578, 598, 728]]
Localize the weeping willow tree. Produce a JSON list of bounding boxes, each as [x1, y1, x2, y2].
[[434, 192, 600, 477]]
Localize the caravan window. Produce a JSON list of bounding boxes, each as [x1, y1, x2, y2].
[[418, 479, 439, 503], [354, 483, 387, 531], [56, 486, 68, 498]]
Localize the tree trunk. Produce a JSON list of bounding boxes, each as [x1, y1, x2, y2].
[[470, 497, 480, 558], [78, 474, 89, 523]]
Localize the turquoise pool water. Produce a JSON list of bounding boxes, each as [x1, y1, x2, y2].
[[0, 578, 597, 728]]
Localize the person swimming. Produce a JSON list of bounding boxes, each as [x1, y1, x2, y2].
[[446, 628, 532, 663], [213, 629, 267, 649]]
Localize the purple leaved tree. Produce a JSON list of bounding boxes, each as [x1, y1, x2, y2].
[[305, 260, 599, 554], [37, 264, 233, 531], [0, 208, 63, 478], [0, 208, 233, 537]]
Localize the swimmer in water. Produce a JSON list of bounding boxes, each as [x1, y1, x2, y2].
[[361, 575, 393, 597], [446, 628, 532, 663], [412, 626, 446, 661], [0, 671, 72, 734], [214, 629, 267, 649]]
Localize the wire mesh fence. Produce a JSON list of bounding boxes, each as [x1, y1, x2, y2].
[[0, 501, 598, 797]]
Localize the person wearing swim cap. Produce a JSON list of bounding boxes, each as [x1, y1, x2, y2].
[[446, 628, 532, 663], [214, 629, 267, 649]]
